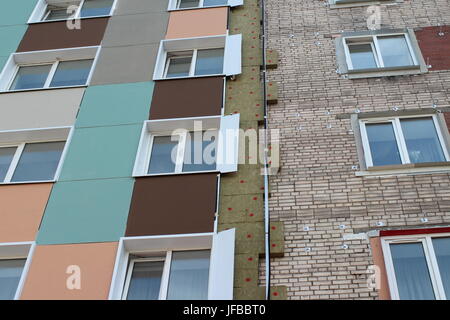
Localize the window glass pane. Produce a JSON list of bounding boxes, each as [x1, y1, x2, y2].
[[195, 49, 224, 76], [400, 118, 446, 164], [126, 261, 164, 300], [148, 136, 179, 174], [390, 242, 436, 300], [0, 259, 26, 300], [80, 0, 114, 17], [178, 0, 200, 8], [50, 60, 93, 87], [203, 0, 228, 6], [166, 56, 192, 78], [10, 65, 52, 91], [348, 43, 377, 69], [167, 250, 210, 300], [365, 123, 402, 166], [45, 8, 72, 21], [432, 237, 450, 299], [183, 131, 217, 172], [11, 142, 65, 182], [378, 35, 414, 67], [0, 147, 16, 182]]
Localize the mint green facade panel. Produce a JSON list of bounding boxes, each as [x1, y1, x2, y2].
[[36, 178, 134, 244], [0, 56, 8, 71], [59, 124, 142, 181], [0, 1, 38, 27], [0, 25, 29, 56], [76, 82, 154, 128]]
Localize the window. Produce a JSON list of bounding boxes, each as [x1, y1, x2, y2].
[[0, 141, 65, 183], [123, 250, 210, 300], [344, 34, 416, 71], [0, 46, 99, 92], [9, 59, 94, 91], [133, 115, 240, 176], [0, 242, 35, 300], [30, 0, 115, 23], [383, 234, 450, 300], [360, 116, 450, 167], [0, 259, 27, 300], [336, 30, 427, 79], [153, 35, 242, 80], [164, 49, 225, 79], [147, 130, 217, 175], [168, 0, 240, 10], [108, 230, 235, 300]]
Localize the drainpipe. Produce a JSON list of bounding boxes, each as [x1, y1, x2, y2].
[[260, 0, 271, 300]]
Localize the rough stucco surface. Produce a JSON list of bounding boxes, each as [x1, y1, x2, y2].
[[266, 0, 450, 299]]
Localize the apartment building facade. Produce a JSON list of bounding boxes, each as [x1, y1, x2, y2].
[[267, 0, 450, 299], [0, 0, 287, 300]]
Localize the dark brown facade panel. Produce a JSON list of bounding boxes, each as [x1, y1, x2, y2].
[[149, 77, 224, 120], [17, 18, 109, 52], [125, 173, 218, 237]]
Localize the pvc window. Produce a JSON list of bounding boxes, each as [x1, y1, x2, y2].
[[0, 259, 27, 300], [8, 59, 94, 91], [164, 48, 225, 79], [122, 250, 211, 300], [31, 0, 116, 23], [154, 35, 242, 80], [344, 33, 417, 71], [0, 141, 66, 184], [133, 115, 240, 177], [382, 233, 450, 300], [147, 130, 217, 175], [0, 242, 35, 300], [360, 115, 450, 167]]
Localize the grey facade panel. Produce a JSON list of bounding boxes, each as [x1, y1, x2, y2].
[[101, 12, 168, 47], [90, 44, 159, 85], [113, 0, 169, 15]]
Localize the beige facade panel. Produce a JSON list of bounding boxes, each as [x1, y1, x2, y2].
[[20, 242, 118, 300], [165, 7, 228, 39], [0, 183, 53, 243], [0, 88, 84, 131]]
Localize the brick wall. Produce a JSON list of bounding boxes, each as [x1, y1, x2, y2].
[[416, 26, 450, 71], [266, 0, 450, 299]]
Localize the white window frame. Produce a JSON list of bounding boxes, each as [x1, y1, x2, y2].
[[359, 114, 450, 167], [382, 233, 450, 300], [146, 130, 218, 175], [153, 35, 242, 80], [7, 59, 94, 92], [28, 0, 118, 24], [0, 242, 36, 300], [133, 115, 240, 177], [343, 32, 418, 71], [108, 230, 235, 300], [0, 46, 101, 93], [121, 250, 212, 300], [0, 126, 73, 185], [163, 47, 225, 79]]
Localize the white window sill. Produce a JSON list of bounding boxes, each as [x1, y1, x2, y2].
[[155, 73, 225, 81], [134, 170, 218, 178], [0, 180, 56, 186], [330, 0, 401, 8], [1, 85, 87, 94], [28, 15, 111, 25], [345, 64, 424, 79], [356, 163, 450, 177]]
